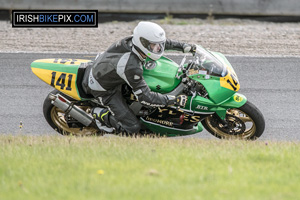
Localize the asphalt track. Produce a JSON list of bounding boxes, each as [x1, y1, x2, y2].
[[0, 53, 299, 141]]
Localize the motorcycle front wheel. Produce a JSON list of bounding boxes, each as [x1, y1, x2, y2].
[[43, 90, 99, 136], [202, 101, 265, 140]]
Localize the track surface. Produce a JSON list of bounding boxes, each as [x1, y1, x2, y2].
[[0, 53, 299, 141]]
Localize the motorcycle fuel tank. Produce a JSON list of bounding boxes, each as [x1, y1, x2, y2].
[[143, 56, 181, 93]]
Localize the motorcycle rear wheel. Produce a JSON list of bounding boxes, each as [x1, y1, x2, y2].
[[202, 101, 265, 140], [43, 90, 99, 136]]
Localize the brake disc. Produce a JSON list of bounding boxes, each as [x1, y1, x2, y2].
[[218, 114, 246, 135]]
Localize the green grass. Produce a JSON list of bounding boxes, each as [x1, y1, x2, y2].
[[1, 135, 300, 200]]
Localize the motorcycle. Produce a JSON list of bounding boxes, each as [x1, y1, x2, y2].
[[31, 45, 265, 139]]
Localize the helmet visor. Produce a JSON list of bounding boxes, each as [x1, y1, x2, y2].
[[140, 37, 165, 54]]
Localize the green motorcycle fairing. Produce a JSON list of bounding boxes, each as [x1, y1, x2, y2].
[[180, 50, 247, 120], [141, 47, 247, 134]]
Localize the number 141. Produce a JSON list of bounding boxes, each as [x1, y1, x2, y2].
[[50, 72, 73, 91]]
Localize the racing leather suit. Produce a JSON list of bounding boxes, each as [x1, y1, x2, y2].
[[82, 36, 189, 133]]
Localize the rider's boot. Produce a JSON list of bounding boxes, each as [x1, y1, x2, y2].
[[91, 107, 114, 133]]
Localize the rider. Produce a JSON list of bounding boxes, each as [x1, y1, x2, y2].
[[82, 21, 196, 134]]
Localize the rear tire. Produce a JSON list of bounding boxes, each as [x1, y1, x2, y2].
[[202, 101, 265, 140], [43, 90, 99, 136]]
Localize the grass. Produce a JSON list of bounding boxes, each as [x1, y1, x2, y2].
[[1, 135, 300, 200]]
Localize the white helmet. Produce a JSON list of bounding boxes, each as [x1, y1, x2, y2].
[[132, 21, 166, 61]]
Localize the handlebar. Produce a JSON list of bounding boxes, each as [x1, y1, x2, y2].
[[176, 53, 201, 80]]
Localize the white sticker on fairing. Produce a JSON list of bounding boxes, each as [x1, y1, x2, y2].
[[198, 70, 207, 75]]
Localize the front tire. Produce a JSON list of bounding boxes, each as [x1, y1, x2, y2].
[[43, 90, 99, 136], [202, 101, 265, 140]]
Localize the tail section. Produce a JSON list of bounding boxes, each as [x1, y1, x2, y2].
[[31, 58, 91, 100]]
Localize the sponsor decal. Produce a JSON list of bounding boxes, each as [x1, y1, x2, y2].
[[157, 108, 202, 123], [196, 105, 208, 110], [145, 116, 173, 127], [188, 69, 199, 76], [183, 115, 201, 123], [233, 94, 243, 102], [188, 69, 208, 76], [140, 101, 164, 107], [12, 10, 98, 28]]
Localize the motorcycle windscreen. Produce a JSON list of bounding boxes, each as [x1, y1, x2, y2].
[[195, 45, 228, 77], [188, 47, 241, 104]]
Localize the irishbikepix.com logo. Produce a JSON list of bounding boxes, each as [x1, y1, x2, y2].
[[12, 10, 98, 28]]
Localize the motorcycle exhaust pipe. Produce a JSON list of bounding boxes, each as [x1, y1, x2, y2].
[[49, 93, 94, 127]]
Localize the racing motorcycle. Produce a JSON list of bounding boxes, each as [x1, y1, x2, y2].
[[31, 45, 265, 140]]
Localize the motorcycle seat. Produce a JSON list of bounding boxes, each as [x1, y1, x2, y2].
[[76, 62, 94, 99]]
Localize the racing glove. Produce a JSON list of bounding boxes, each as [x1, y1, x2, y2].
[[167, 95, 188, 107], [183, 44, 197, 54]]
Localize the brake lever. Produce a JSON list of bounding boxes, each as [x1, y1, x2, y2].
[[176, 55, 187, 79], [179, 55, 187, 68]]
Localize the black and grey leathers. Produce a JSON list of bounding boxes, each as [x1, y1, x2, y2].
[[82, 36, 190, 133]]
